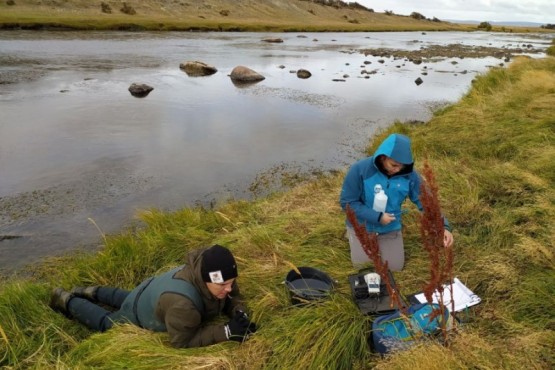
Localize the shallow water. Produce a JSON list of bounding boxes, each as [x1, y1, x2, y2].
[[0, 31, 550, 272]]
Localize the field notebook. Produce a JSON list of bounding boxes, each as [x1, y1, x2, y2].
[[412, 277, 481, 312]]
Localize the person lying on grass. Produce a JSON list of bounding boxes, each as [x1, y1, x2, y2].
[[50, 244, 257, 348]]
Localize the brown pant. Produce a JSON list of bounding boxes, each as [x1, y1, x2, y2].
[[346, 226, 405, 271]]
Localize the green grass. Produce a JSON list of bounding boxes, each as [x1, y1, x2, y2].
[[547, 38, 555, 56], [1, 55, 555, 368]]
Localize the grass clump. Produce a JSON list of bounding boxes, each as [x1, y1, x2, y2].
[[1, 57, 554, 369], [547, 38, 555, 56]]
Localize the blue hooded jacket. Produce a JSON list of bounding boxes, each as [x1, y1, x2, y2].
[[340, 133, 450, 234]]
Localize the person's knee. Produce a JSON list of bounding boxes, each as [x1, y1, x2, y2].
[[382, 254, 404, 271], [350, 249, 371, 266], [387, 262, 404, 272], [351, 259, 367, 270]]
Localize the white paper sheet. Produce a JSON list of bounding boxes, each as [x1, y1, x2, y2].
[[414, 278, 481, 312]]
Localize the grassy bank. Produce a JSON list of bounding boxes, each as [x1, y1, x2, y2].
[[1, 55, 554, 368], [3, 0, 552, 33], [0, 0, 518, 32], [548, 39, 555, 56]]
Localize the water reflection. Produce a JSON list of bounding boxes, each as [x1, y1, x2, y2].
[[0, 31, 550, 271]]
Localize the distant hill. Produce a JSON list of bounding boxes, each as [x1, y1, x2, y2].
[[3, 0, 548, 32], [0, 0, 471, 32], [446, 19, 544, 28]]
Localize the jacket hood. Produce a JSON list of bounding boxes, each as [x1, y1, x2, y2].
[[373, 134, 414, 165], [181, 247, 213, 300]]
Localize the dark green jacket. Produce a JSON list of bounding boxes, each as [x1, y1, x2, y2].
[[118, 247, 246, 348]]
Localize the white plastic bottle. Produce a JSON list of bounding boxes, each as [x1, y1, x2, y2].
[[373, 189, 388, 213]]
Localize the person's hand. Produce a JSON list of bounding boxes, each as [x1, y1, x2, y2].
[[379, 212, 396, 225], [234, 310, 257, 334], [443, 229, 454, 248], [225, 311, 257, 342]]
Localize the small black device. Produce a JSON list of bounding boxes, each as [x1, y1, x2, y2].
[[349, 268, 406, 316]]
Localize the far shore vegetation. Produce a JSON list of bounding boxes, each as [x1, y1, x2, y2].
[[548, 38, 555, 56], [1, 0, 554, 33], [1, 46, 554, 368]]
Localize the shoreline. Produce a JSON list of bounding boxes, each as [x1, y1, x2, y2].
[[0, 22, 548, 33], [0, 31, 552, 275]]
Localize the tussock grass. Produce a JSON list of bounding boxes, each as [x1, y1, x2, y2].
[[66, 325, 235, 369], [547, 38, 555, 56], [1, 56, 554, 369]]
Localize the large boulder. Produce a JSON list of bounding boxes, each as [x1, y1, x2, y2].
[[229, 66, 265, 83], [128, 83, 154, 98], [179, 61, 218, 77], [296, 69, 312, 79]]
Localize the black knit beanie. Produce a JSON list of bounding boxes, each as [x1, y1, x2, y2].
[[201, 244, 238, 283]]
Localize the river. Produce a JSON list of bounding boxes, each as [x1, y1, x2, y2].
[[0, 30, 550, 272]]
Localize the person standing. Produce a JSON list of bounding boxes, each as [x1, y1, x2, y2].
[[50, 244, 256, 348], [340, 133, 454, 271]]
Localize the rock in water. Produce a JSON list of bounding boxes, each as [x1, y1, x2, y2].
[[179, 61, 218, 77], [229, 66, 265, 83], [297, 69, 312, 79], [128, 83, 154, 97]]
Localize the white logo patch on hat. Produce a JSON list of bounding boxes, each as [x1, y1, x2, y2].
[[209, 270, 224, 283]]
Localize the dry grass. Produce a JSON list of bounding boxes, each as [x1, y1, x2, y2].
[[0, 0, 476, 31]]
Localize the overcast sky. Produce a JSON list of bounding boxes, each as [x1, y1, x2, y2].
[[356, 1, 554, 24]]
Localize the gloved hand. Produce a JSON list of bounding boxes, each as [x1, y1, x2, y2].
[[240, 311, 256, 334], [234, 310, 257, 334], [225, 311, 257, 342]]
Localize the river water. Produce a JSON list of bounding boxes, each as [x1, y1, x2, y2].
[[0, 31, 550, 272]]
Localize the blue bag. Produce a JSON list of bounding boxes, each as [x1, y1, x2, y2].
[[371, 303, 452, 354]]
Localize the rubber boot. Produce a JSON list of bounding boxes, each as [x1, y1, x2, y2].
[[50, 288, 74, 317], [70, 286, 99, 301]]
